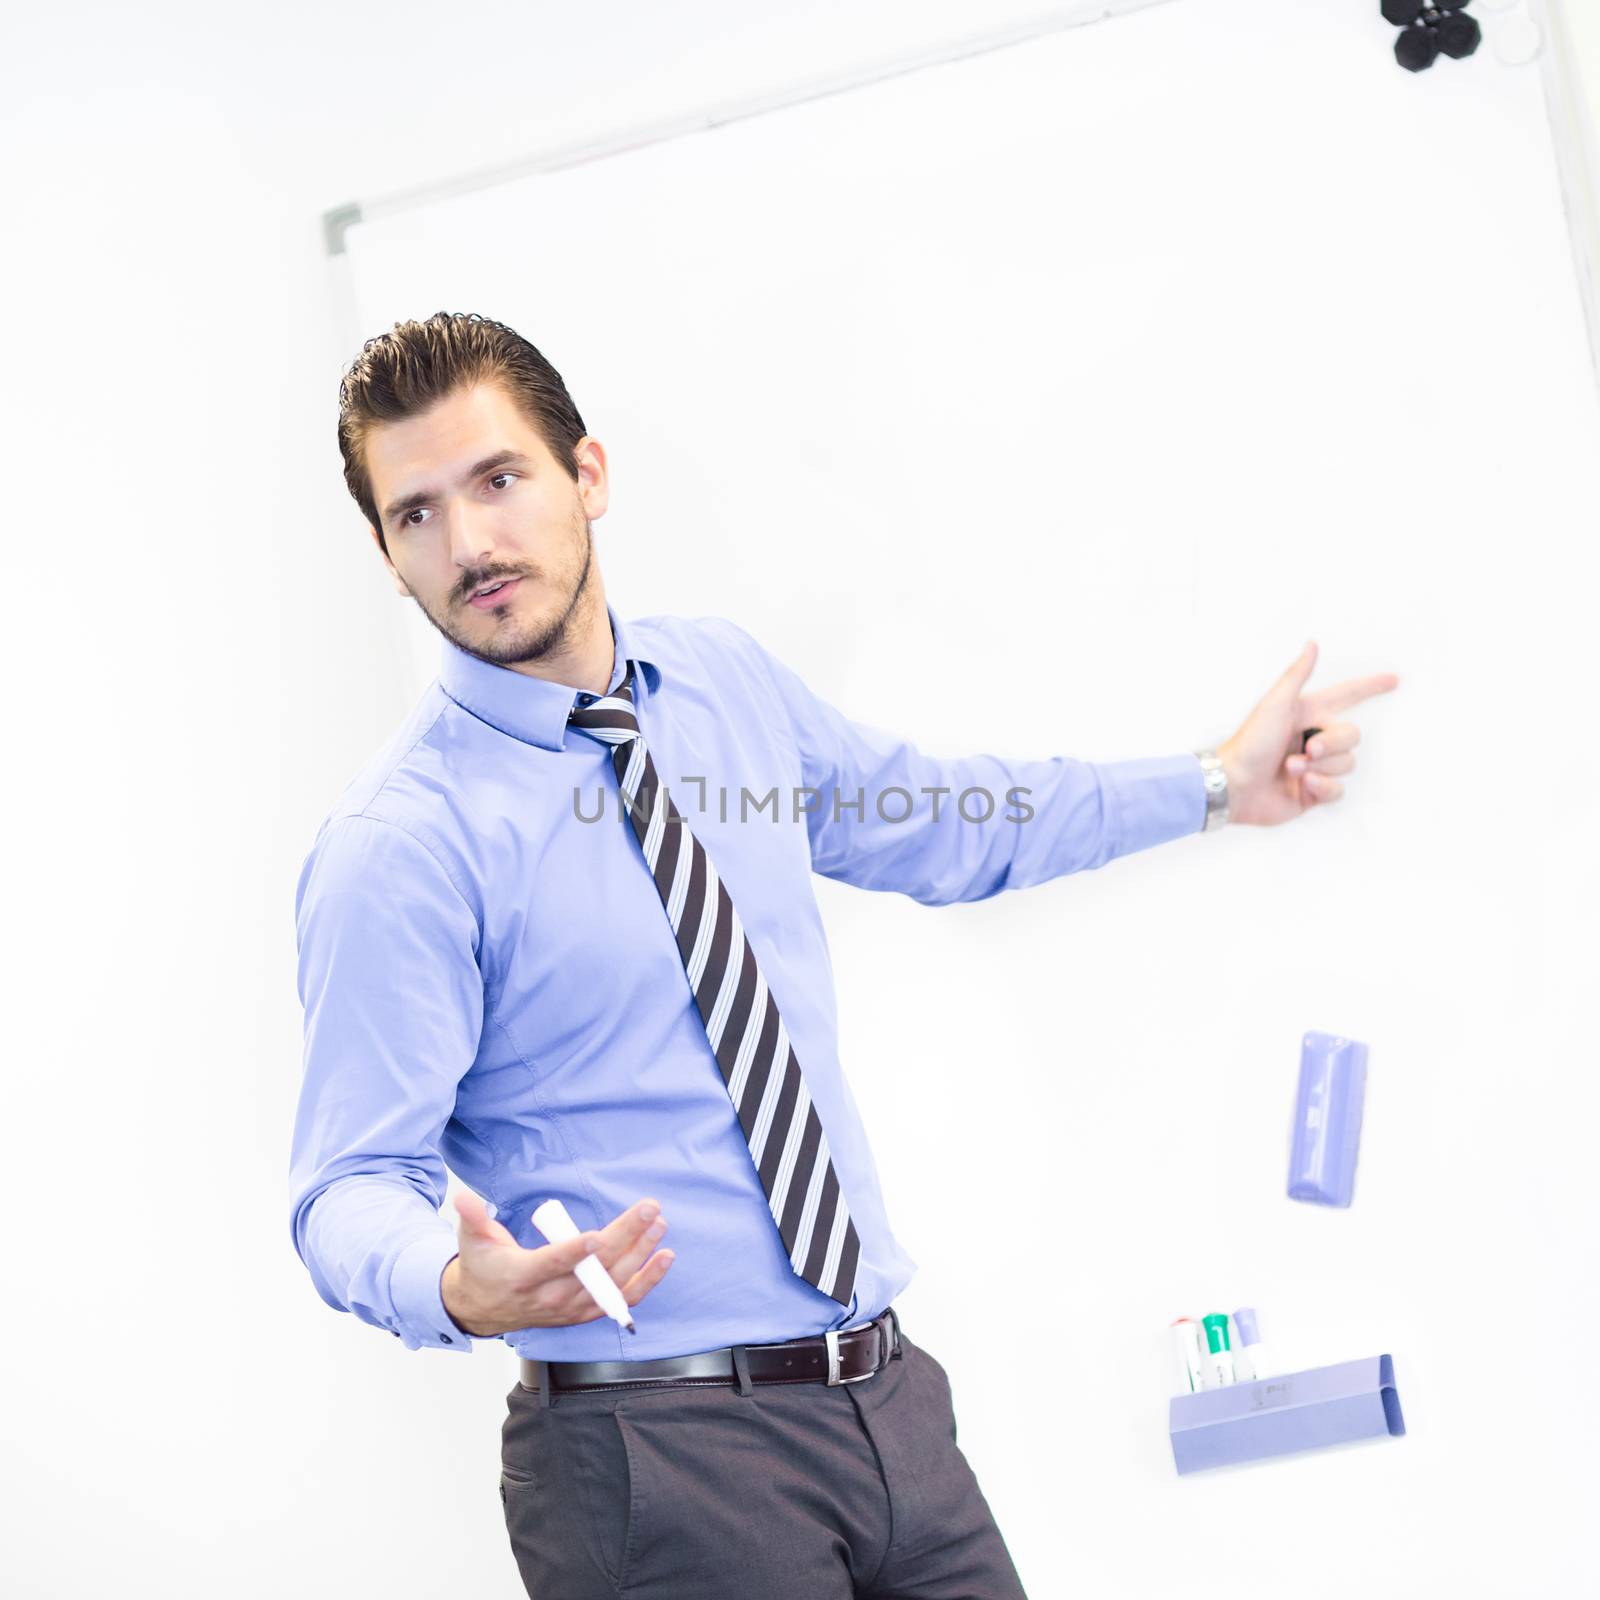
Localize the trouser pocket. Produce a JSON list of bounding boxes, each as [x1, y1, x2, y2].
[[501, 1388, 634, 1596]]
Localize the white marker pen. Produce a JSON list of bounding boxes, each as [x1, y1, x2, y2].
[[1171, 1317, 1209, 1393], [1201, 1313, 1235, 1385], [531, 1198, 636, 1335]]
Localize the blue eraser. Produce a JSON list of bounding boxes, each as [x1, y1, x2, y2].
[[1287, 1031, 1368, 1207]]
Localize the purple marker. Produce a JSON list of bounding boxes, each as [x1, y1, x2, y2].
[[1234, 1307, 1268, 1379]]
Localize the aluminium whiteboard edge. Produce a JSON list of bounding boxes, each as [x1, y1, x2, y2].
[[1535, 0, 1600, 405], [319, 0, 1178, 255]]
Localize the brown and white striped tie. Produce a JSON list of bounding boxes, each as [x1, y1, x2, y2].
[[568, 663, 861, 1307]]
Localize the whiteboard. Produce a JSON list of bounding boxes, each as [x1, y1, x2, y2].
[[339, 1, 1600, 1593]]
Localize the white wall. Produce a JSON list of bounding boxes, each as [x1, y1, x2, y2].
[[5, 3, 1596, 1597]]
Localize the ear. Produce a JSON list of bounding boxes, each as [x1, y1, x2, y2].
[[575, 436, 610, 521], [368, 523, 412, 596]]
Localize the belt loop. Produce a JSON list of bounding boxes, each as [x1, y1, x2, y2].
[[731, 1344, 754, 1398], [533, 1359, 553, 1409], [885, 1306, 902, 1361]]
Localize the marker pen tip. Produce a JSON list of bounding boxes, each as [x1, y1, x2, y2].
[[625, 1322, 637, 1335]]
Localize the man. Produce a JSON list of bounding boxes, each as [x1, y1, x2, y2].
[[290, 311, 1399, 1598]]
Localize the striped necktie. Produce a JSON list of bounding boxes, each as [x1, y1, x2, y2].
[[567, 662, 860, 1308]]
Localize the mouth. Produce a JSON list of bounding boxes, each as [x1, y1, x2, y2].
[[466, 576, 523, 610]]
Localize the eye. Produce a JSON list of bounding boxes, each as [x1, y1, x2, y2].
[[399, 471, 518, 529]]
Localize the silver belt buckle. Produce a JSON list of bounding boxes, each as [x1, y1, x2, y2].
[[825, 1325, 877, 1386]]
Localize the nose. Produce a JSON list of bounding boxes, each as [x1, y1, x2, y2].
[[446, 504, 495, 577]]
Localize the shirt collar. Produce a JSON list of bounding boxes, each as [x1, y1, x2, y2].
[[437, 600, 660, 750]]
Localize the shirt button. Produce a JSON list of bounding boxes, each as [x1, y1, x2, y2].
[[440, 1332, 454, 1344]]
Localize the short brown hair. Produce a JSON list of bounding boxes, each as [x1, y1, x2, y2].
[[337, 310, 588, 556]]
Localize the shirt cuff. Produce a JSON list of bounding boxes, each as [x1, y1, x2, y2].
[[390, 1229, 477, 1352], [1099, 752, 1208, 857]]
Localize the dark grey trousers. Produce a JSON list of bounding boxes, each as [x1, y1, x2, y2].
[[499, 1326, 1030, 1598]]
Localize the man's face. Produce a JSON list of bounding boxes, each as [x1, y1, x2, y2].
[[364, 380, 608, 668]]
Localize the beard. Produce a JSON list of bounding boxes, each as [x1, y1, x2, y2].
[[419, 500, 596, 668]]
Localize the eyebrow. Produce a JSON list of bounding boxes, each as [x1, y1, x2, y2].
[[381, 449, 533, 526]]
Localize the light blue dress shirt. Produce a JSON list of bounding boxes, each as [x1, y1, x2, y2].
[[289, 604, 1207, 1358]]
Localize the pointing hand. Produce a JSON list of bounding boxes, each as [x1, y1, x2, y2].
[[1217, 641, 1400, 827]]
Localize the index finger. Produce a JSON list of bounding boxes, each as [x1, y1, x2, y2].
[[529, 1230, 600, 1283], [592, 1197, 664, 1262], [1303, 673, 1400, 717]]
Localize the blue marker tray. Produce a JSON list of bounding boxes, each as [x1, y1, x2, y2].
[[1169, 1354, 1405, 1474]]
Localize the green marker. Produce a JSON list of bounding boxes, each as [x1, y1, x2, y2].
[[1201, 1313, 1236, 1386]]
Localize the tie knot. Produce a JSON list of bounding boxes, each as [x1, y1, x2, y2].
[[567, 662, 640, 740]]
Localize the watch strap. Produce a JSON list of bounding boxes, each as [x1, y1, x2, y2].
[[1195, 749, 1229, 832]]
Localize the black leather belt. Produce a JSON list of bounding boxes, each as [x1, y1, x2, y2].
[[518, 1307, 901, 1403]]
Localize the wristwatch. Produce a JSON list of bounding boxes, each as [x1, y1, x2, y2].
[[1195, 749, 1229, 832]]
